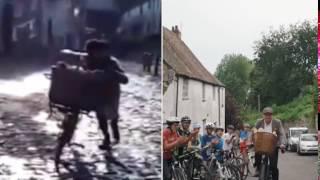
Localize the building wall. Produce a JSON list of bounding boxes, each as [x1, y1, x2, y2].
[[0, 0, 5, 52], [163, 75, 225, 135], [85, 0, 117, 11], [118, 0, 161, 39], [41, 0, 76, 48]]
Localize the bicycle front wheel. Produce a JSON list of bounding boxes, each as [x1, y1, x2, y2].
[[258, 163, 268, 180], [172, 167, 187, 180], [226, 164, 242, 180]]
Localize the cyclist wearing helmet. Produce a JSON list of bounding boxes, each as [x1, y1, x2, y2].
[[214, 126, 225, 162], [201, 123, 219, 162], [223, 125, 236, 152], [178, 116, 192, 136], [177, 116, 191, 156], [163, 117, 199, 180]]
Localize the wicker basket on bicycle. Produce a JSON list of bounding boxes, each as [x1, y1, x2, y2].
[[48, 65, 114, 112], [253, 132, 277, 155]]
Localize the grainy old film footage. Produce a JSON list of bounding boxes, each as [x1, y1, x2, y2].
[[0, 0, 161, 179]]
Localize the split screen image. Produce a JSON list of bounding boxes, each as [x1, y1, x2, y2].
[[0, 0, 318, 179]]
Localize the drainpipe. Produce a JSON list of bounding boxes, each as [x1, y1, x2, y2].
[[218, 87, 221, 126], [175, 76, 179, 117]]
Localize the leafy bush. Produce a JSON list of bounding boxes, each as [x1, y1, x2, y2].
[[242, 85, 314, 125]]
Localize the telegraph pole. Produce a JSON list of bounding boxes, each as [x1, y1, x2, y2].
[[258, 94, 261, 112]]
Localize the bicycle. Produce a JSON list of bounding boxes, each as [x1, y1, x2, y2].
[[171, 155, 188, 180], [258, 148, 285, 180], [45, 72, 94, 173], [207, 150, 241, 180], [178, 145, 211, 180], [258, 153, 272, 180], [225, 148, 249, 180]]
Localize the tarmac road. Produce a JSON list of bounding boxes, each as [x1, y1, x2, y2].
[[247, 151, 317, 180]]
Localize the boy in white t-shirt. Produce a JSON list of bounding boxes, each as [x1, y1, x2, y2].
[[223, 125, 236, 152]]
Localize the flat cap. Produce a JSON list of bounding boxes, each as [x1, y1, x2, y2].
[[262, 107, 273, 114]]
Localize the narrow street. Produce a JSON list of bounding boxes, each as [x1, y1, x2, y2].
[[0, 62, 161, 179], [247, 151, 317, 180]]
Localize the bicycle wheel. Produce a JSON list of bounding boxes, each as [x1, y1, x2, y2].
[[258, 163, 268, 180], [182, 158, 194, 180], [229, 157, 244, 166], [55, 113, 79, 173], [240, 163, 249, 180], [172, 167, 187, 180], [206, 162, 223, 180], [227, 164, 242, 180]]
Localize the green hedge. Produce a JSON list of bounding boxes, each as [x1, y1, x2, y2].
[[242, 85, 314, 125]]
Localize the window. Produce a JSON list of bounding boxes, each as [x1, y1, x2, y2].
[[212, 86, 216, 101], [202, 83, 206, 101], [182, 78, 188, 99]]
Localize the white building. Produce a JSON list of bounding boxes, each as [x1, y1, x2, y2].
[[163, 26, 225, 134]]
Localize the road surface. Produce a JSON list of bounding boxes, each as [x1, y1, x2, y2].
[[247, 151, 317, 180]]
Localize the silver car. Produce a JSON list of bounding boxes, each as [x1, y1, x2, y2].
[[296, 133, 318, 155]]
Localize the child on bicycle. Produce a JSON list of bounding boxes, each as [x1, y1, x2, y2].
[[201, 123, 218, 163], [240, 123, 252, 164], [188, 123, 202, 151], [223, 125, 236, 158], [214, 127, 224, 162]]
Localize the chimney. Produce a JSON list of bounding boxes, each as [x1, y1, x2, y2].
[[171, 25, 181, 39]]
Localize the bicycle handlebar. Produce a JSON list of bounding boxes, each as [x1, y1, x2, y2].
[[177, 145, 211, 159]]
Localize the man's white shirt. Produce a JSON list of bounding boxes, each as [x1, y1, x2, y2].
[[263, 120, 272, 133]]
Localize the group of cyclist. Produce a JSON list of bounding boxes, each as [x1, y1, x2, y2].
[[163, 107, 287, 180]]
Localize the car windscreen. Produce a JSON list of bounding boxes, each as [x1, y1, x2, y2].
[[291, 130, 308, 137], [301, 135, 317, 141]]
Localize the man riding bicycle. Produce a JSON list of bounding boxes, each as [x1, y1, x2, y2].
[[254, 107, 287, 180], [163, 117, 199, 180]]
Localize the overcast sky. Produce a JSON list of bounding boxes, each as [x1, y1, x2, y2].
[[162, 0, 317, 73]]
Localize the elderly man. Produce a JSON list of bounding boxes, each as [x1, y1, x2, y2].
[[254, 107, 287, 180]]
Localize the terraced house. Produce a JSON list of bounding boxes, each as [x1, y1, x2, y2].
[[163, 26, 225, 133]]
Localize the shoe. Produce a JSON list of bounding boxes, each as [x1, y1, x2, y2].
[[99, 143, 111, 151], [111, 139, 120, 145]]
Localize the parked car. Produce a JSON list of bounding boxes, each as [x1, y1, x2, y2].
[[287, 127, 308, 151], [296, 133, 318, 155]]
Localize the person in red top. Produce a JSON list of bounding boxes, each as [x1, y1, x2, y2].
[[163, 117, 198, 180]]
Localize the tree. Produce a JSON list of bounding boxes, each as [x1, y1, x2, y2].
[[225, 90, 242, 129], [215, 54, 253, 105], [250, 21, 317, 107]]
